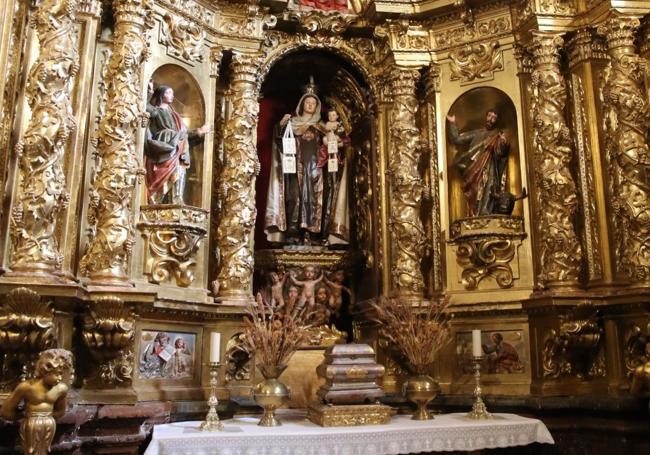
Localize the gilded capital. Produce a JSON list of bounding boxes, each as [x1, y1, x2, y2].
[[597, 14, 639, 54], [566, 28, 607, 69]]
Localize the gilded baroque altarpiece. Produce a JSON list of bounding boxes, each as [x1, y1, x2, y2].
[[0, 0, 650, 448]]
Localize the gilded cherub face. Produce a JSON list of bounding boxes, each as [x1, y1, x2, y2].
[[304, 266, 315, 279], [316, 287, 328, 304]]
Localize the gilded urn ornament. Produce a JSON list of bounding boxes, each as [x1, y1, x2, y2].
[[403, 374, 441, 420], [253, 364, 291, 427]]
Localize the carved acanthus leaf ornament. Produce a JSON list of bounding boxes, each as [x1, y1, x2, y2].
[[160, 13, 205, 64], [386, 68, 425, 295], [80, 0, 154, 283], [449, 41, 503, 83], [530, 32, 581, 286], [10, 0, 80, 273], [598, 15, 650, 282], [214, 52, 262, 300]]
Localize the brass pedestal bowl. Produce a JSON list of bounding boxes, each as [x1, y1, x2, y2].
[[253, 364, 290, 427], [404, 374, 440, 420]]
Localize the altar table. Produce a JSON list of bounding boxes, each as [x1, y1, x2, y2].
[[144, 413, 554, 454]]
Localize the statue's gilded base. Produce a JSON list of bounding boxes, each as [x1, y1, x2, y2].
[[307, 403, 393, 427]]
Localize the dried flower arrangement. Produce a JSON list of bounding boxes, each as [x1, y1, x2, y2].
[[373, 298, 451, 375], [243, 293, 316, 368]]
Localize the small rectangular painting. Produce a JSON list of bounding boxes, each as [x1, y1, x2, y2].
[[456, 330, 526, 375], [139, 330, 196, 380]]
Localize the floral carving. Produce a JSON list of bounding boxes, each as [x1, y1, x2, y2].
[[160, 13, 205, 64], [449, 41, 503, 83], [10, 0, 80, 273], [530, 32, 581, 286], [386, 68, 425, 295], [80, 0, 154, 283], [214, 53, 262, 301], [598, 15, 650, 282]]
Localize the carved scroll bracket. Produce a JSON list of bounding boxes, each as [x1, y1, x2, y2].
[[81, 297, 135, 390], [449, 41, 503, 84], [160, 12, 206, 64], [0, 288, 55, 392], [542, 303, 605, 379], [138, 205, 208, 288], [449, 216, 527, 291]]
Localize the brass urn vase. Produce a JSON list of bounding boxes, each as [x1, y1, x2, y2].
[[403, 374, 440, 420], [253, 364, 290, 426]]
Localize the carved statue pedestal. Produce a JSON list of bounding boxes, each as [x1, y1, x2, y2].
[[255, 248, 354, 272], [448, 216, 527, 295]]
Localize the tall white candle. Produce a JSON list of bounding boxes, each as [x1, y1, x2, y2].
[[472, 330, 482, 357], [209, 332, 221, 363]]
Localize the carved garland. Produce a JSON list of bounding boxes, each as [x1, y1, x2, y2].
[[530, 32, 581, 286], [10, 0, 80, 273], [386, 68, 425, 295], [598, 15, 650, 282], [80, 0, 154, 282], [214, 52, 262, 300]]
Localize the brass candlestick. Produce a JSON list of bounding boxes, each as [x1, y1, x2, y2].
[[200, 362, 224, 431], [466, 356, 492, 419]]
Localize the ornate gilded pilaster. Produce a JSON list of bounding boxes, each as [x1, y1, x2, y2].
[[598, 15, 650, 283], [530, 32, 582, 288], [8, 0, 79, 275], [214, 52, 262, 303], [386, 67, 425, 297], [79, 0, 154, 284]]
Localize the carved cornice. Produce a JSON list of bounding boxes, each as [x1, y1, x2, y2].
[[431, 13, 511, 52]]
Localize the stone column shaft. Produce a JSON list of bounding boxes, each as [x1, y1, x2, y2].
[[214, 52, 261, 303], [386, 67, 425, 297], [79, 0, 153, 283], [530, 31, 582, 287], [9, 0, 80, 275], [598, 14, 650, 283]]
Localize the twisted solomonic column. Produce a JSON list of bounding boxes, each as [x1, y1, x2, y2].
[[598, 14, 650, 283], [530, 32, 582, 288], [10, 0, 80, 275], [79, 0, 154, 283], [214, 52, 262, 303], [386, 67, 426, 297]]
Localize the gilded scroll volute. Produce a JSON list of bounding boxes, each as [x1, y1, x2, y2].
[[449, 41, 503, 83], [224, 333, 253, 383], [0, 288, 55, 390], [10, 0, 79, 273], [82, 297, 135, 387], [160, 13, 205, 64]]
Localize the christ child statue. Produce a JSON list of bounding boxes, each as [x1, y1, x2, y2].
[[289, 266, 324, 309], [320, 108, 347, 170], [1, 349, 74, 455]]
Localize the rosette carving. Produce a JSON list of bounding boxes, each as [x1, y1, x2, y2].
[[530, 32, 581, 286], [214, 52, 262, 301], [10, 0, 80, 273], [80, 0, 154, 283], [386, 68, 425, 295], [82, 297, 135, 387], [0, 288, 55, 390], [598, 15, 650, 282]]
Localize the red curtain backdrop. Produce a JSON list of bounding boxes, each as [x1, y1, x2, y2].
[[300, 0, 349, 11]]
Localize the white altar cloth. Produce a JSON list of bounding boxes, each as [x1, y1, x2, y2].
[[144, 413, 554, 455]]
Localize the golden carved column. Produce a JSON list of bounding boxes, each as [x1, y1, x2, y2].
[[386, 67, 425, 298], [566, 28, 610, 286], [8, 0, 80, 276], [214, 52, 261, 304], [530, 32, 582, 288], [598, 14, 650, 283], [79, 0, 154, 284]]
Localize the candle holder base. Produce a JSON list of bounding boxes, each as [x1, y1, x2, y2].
[[201, 362, 224, 432]]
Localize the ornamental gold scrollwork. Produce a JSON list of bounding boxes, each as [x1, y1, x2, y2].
[[138, 205, 208, 287], [386, 67, 425, 296], [80, 0, 154, 283], [160, 13, 206, 64], [0, 288, 55, 391], [432, 15, 510, 51], [542, 304, 604, 379], [598, 15, 650, 282], [286, 9, 355, 34], [530, 32, 581, 286], [354, 141, 374, 269], [224, 332, 252, 383], [10, 0, 80, 274], [449, 41, 503, 83], [82, 297, 135, 387], [214, 52, 262, 301]]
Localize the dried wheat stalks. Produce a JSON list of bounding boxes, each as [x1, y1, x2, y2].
[[373, 298, 450, 375], [243, 293, 316, 367]]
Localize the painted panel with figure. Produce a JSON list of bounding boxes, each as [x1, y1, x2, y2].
[[456, 330, 526, 375], [139, 330, 196, 379]]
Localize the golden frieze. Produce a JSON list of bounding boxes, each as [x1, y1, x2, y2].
[[307, 402, 393, 427], [255, 248, 356, 271], [285, 8, 356, 34]]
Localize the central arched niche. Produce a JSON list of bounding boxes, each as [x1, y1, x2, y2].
[[253, 48, 375, 337]]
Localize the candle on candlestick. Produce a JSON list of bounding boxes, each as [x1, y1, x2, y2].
[[210, 332, 221, 363], [472, 330, 482, 357]]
